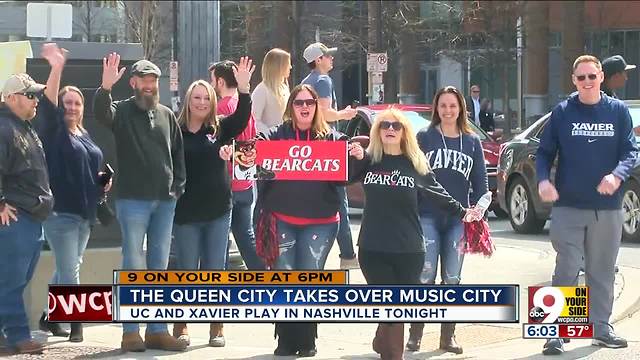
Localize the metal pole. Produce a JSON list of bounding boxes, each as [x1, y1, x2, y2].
[[46, 5, 52, 41], [516, 16, 523, 131], [213, 0, 220, 62]]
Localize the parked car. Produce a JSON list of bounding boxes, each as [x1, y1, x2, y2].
[[344, 104, 505, 216], [497, 101, 640, 242]]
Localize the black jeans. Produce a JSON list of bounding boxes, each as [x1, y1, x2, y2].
[[359, 249, 424, 285]]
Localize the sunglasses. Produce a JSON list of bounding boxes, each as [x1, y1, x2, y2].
[[293, 99, 317, 107], [16, 92, 42, 100], [575, 73, 598, 81], [379, 121, 403, 131]]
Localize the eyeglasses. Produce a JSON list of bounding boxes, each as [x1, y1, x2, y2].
[[471, 90, 480, 93], [16, 92, 41, 100], [293, 99, 317, 107], [379, 121, 403, 131], [575, 74, 598, 81]]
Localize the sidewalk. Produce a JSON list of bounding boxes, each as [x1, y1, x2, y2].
[[5, 238, 640, 359]]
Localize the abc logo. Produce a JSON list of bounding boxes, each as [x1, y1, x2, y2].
[[529, 286, 565, 324], [528, 306, 546, 323]]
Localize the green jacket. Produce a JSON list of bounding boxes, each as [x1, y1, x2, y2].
[[94, 88, 185, 201]]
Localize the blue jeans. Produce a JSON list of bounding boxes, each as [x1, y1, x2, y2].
[[275, 220, 338, 270], [231, 188, 264, 270], [420, 216, 465, 285], [335, 186, 355, 259], [43, 212, 91, 285], [0, 210, 43, 346], [174, 210, 231, 270], [116, 199, 176, 334]]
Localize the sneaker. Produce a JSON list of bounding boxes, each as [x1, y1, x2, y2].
[[542, 338, 564, 355], [592, 333, 628, 348], [340, 257, 359, 270]]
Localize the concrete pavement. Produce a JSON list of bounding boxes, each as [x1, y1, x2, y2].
[[4, 231, 640, 359]]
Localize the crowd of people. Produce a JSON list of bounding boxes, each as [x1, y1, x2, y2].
[[0, 40, 635, 360]]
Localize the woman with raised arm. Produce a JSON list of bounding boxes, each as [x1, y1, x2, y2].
[[170, 57, 255, 348], [34, 43, 111, 343]]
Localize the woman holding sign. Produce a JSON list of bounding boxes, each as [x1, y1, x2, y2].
[[406, 86, 489, 354], [349, 108, 480, 360], [171, 57, 254, 347], [252, 84, 365, 357]]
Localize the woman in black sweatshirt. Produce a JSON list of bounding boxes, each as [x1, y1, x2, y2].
[[256, 84, 364, 357], [171, 57, 255, 347], [350, 108, 480, 360]]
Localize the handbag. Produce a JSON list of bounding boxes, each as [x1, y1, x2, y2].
[[96, 193, 115, 226]]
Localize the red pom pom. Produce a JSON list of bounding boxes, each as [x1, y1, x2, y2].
[[459, 219, 495, 257]]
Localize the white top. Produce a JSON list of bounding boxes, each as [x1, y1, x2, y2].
[[472, 97, 481, 126], [251, 82, 289, 134]]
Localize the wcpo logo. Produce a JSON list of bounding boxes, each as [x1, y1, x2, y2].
[[528, 286, 589, 324], [48, 285, 113, 322]]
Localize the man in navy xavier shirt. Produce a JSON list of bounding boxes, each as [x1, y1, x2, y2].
[[536, 55, 638, 355]]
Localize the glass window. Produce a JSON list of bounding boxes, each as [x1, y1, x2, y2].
[[624, 31, 639, 99], [610, 31, 625, 57]]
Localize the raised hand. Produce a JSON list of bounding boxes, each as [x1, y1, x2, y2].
[[102, 52, 126, 91], [233, 56, 255, 94], [41, 43, 68, 69], [348, 142, 364, 160]]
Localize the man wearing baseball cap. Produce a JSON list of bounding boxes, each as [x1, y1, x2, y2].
[[94, 54, 186, 352], [602, 55, 636, 99], [0, 73, 52, 354], [301, 42, 359, 269]]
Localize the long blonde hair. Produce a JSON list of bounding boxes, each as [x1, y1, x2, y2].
[[367, 108, 430, 175], [283, 84, 330, 138], [59, 86, 86, 132], [177, 80, 219, 132], [261, 48, 290, 113]]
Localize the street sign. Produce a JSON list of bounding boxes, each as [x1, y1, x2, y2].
[[170, 79, 179, 92], [371, 72, 383, 84], [26, 3, 73, 39], [367, 52, 388, 72], [169, 61, 179, 81]]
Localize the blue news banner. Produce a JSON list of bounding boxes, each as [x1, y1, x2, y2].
[[114, 285, 519, 323]]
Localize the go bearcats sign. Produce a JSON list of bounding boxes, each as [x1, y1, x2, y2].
[[256, 140, 348, 181]]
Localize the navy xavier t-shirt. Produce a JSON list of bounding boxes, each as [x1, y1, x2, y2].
[[417, 126, 488, 217], [536, 92, 638, 209]]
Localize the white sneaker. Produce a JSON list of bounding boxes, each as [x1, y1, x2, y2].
[[340, 257, 360, 270]]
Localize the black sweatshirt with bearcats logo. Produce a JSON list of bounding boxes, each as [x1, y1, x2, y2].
[[354, 154, 466, 253]]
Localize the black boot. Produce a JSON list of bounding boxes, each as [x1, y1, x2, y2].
[[296, 323, 317, 357], [405, 323, 424, 351], [39, 312, 70, 337], [273, 323, 297, 356], [69, 323, 83, 342], [439, 323, 463, 354]]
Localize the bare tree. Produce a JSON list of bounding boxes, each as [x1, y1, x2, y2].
[[118, 0, 166, 61]]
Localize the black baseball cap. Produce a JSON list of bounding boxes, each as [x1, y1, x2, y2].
[[131, 60, 161, 77], [602, 55, 636, 77]]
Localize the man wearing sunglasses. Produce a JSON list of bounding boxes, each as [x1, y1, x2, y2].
[[301, 42, 359, 270], [0, 73, 52, 354], [536, 55, 637, 355]]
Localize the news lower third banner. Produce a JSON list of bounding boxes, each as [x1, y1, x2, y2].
[[49, 282, 519, 323]]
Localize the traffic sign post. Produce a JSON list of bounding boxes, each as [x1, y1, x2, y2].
[[169, 61, 179, 92], [367, 52, 387, 104]]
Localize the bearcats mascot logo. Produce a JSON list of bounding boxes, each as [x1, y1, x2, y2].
[[234, 140, 275, 180]]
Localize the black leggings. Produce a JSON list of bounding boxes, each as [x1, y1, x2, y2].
[[359, 249, 424, 285]]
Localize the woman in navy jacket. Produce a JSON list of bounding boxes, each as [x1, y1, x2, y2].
[[35, 43, 109, 343]]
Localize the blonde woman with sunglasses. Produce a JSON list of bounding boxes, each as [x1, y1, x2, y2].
[[350, 108, 480, 360]]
